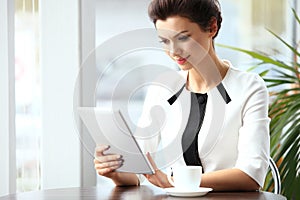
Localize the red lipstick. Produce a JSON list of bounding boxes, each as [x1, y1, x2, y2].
[[176, 56, 189, 65], [177, 58, 186, 65]]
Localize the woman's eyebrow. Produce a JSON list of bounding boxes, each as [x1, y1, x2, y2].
[[158, 30, 190, 40], [158, 35, 166, 40], [172, 30, 189, 38]]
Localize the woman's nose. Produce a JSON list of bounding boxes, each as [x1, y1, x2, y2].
[[169, 42, 182, 56]]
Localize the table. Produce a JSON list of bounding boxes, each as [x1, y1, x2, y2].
[[0, 185, 287, 200]]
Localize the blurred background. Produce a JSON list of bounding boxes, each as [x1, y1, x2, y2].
[[0, 0, 299, 196]]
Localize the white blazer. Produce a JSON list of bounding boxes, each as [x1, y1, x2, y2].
[[136, 63, 270, 187]]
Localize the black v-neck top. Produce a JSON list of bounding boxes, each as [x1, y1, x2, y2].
[[181, 92, 208, 171]]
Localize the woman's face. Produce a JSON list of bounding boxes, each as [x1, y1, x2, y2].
[[156, 16, 214, 71]]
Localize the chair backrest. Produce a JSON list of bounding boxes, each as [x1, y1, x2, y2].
[[269, 157, 281, 194]]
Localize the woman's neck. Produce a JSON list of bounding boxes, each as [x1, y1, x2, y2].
[[187, 52, 229, 93]]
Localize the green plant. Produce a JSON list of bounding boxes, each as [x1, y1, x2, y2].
[[218, 8, 300, 200]]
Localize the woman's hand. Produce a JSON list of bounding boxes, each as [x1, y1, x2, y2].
[[94, 145, 123, 178], [143, 152, 173, 188], [94, 145, 140, 186]]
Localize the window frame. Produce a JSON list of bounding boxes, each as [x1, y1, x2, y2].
[[0, 0, 16, 196]]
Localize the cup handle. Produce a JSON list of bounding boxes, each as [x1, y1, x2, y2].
[[167, 168, 175, 187]]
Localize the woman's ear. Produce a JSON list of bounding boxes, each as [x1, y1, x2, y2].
[[208, 17, 218, 38]]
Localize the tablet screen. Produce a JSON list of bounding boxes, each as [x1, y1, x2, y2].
[[77, 107, 154, 174]]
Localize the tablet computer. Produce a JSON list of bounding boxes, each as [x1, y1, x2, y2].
[[77, 107, 154, 174]]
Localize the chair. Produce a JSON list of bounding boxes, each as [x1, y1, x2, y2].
[[269, 157, 281, 194]]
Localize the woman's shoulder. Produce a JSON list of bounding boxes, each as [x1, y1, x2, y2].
[[225, 66, 266, 89], [222, 63, 268, 101]]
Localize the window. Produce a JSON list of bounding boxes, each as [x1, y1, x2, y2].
[[1, 0, 93, 195], [15, 0, 41, 192]]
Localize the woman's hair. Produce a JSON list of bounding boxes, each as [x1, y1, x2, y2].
[[148, 0, 222, 39]]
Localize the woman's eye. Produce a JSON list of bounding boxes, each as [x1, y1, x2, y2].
[[178, 35, 190, 41], [159, 39, 169, 44]]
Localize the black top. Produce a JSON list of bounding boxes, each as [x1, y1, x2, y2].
[[181, 92, 208, 171]]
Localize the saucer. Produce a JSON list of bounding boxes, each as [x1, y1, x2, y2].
[[164, 187, 213, 197]]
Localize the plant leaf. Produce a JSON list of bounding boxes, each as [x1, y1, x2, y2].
[[267, 29, 300, 58], [292, 8, 300, 25], [264, 78, 294, 84], [259, 69, 270, 77], [272, 68, 299, 81], [216, 44, 298, 73]]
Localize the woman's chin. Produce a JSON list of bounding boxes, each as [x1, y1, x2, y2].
[[178, 64, 192, 71]]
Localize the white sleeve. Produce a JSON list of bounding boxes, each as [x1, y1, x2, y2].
[[235, 74, 270, 187]]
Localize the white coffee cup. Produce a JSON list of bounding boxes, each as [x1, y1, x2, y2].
[[167, 166, 202, 191]]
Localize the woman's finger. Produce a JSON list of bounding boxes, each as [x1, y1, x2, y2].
[[96, 164, 120, 176], [146, 152, 158, 171], [94, 160, 123, 170], [95, 154, 122, 163], [94, 145, 122, 163], [94, 145, 110, 157]]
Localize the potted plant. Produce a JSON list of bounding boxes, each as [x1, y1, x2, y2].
[[218, 8, 300, 200]]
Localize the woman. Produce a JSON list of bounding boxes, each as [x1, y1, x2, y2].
[[94, 0, 270, 191]]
